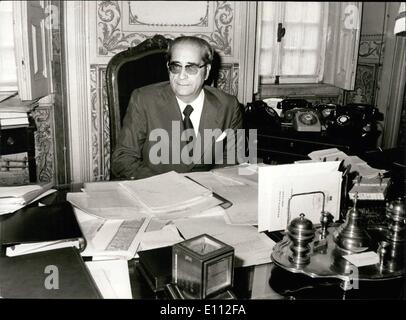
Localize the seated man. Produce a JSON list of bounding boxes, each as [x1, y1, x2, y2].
[[111, 36, 244, 180]]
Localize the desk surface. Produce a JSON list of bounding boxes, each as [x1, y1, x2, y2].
[[35, 186, 405, 300]]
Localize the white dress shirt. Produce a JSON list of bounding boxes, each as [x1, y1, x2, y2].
[[175, 90, 205, 136]]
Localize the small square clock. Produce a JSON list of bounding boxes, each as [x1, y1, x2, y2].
[[172, 234, 234, 299]]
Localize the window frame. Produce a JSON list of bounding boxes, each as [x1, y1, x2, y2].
[[254, 2, 362, 98]]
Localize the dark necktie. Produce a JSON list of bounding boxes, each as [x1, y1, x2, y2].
[[183, 105, 195, 155]]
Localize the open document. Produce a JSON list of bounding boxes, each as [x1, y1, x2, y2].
[[258, 161, 342, 232], [74, 207, 150, 260]]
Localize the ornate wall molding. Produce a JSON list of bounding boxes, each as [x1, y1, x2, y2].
[[32, 105, 55, 183], [125, 1, 211, 28], [90, 65, 111, 181], [344, 63, 378, 105], [359, 34, 384, 64], [217, 63, 239, 96], [97, 1, 234, 57]]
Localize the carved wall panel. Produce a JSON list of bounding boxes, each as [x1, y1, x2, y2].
[[96, 1, 235, 58], [32, 105, 55, 183], [359, 35, 384, 64], [345, 34, 384, 106], [90, 65, 111, 181]]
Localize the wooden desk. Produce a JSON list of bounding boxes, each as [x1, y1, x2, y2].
[[248, 125, 380, 164], [21, 184, 406, 300]]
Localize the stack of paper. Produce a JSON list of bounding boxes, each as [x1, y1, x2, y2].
[[0, 182, 54, 215], [0, 112, 29, 128], [349, 176, 390, 200], [118, 171, 222, 219], [120, 171, 212, 213], [308, 148, 386, 178], [258, 161, 343, 232]]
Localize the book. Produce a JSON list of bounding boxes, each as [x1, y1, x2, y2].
[[0, 112, 29, 119], [0, 201, 87, 256], [137, 246, 173, 292], [0, 247, 102, 299], [0, 116, 29, 127], [0, 182, 53, 215], [349, 176, 390, 200], [258, 161, 343, 232]]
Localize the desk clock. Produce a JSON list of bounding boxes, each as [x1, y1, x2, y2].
[[172, 234, 234, 299]]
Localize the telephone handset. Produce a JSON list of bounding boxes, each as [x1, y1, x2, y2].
[[277, 99, 313, 123], [245, 100, 281, 130]]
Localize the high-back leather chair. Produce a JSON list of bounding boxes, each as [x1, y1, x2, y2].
[[105, 34, 172, 163]]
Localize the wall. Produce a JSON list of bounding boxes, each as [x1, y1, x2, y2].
[[30, 0, 66, 184], [344, 2, 386, 106], [87, 1, 253, 181]]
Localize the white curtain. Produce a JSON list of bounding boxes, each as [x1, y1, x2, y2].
[[394, 2, 406, 36], [0, 1, 18, 91], [258, 2, 326, 83]]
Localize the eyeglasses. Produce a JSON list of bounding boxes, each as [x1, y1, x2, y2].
[[168, 62, 206, 75]]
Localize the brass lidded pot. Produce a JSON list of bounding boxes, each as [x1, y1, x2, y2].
[[287, 213, 316, 265]]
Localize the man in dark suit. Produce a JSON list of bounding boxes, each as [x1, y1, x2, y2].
[[111, 36, 244, 179]]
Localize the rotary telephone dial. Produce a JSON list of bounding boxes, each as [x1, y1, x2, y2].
[[277, 99, 322, 132], [315, 103, 384, 137]]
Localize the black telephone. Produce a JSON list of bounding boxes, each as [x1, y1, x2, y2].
[[245, 100, 281, 131], [326, 104, 382, 131], [276, 98, 323, 132], [277, 99, 313, 123], [292, 109, 322, 132]]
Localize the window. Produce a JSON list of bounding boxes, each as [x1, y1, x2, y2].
[[258, 2, 327, 84], [0, 1, 18, 92], [0, 1, 52, 100], [256, 2, 362, 91]]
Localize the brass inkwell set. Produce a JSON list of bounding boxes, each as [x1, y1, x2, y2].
[[271, 191, 406, 289]]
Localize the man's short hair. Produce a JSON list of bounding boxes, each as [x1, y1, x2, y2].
[[166, 36, 214, 65]]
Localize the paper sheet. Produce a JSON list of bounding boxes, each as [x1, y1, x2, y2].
[[174, 216, 275, 267], [186, 169, 259, 225], [85, 259, 132, 299], [119, 171, 212, 212], [6, 239, 81, 257], [308, 148, 386, 178], [343, 251, 379, 267], [74, 208, 150, 260], [67, 191, 150, 220], [258, 161, 342, 232], [138, 224, 184, 251]]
